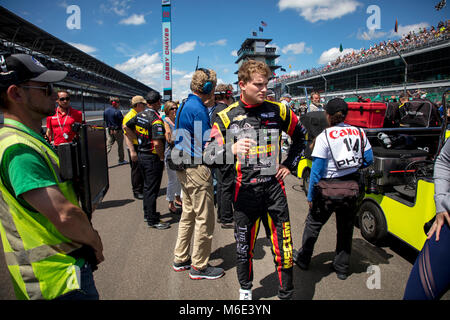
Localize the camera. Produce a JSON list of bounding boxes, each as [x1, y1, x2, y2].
[[364, 168, 382, 194], [71, 122, 82, 134], [377, 132, 392, 149]]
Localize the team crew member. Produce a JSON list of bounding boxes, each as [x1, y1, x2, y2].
[[123, 96, 146, 200], [205, 60, 306, 300], [293, 98, 373, 280], [104, 97, 126, 165], [211, 83, 235, 229], [46, 90, 83, 146], [126, 92, 169, 230], [0, 53, 104, 300]]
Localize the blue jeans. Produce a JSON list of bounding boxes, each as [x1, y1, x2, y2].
[[56, 263, 99, 300], [403, 224, 450, 300]]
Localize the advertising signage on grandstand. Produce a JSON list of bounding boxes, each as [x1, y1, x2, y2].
[[162, 1, 172, 100]]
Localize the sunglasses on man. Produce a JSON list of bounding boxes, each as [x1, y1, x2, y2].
[[58, 97, 70, 102], [19, 83, 54, 97]]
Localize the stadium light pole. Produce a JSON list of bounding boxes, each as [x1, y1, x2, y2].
[[390, 43, 408, 94], [317, 71, 327, 97]]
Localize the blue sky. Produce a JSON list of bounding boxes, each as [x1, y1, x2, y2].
[[1, 0, 448, 101]]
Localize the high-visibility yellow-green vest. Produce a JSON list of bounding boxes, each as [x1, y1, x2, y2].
[[0, 125, 83, 300]]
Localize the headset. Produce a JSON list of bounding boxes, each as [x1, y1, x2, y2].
[[197, 68, 213, 94]]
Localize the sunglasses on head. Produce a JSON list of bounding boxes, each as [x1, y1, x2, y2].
[[59, 97, 70, 102], [19, 83, 54, 97]]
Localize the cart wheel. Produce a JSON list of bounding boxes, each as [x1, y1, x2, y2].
[[302, 168, 310, 197], [358, 201, 388, 244]]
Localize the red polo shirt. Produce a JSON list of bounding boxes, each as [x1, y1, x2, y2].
[[46, 106, 83, 146]]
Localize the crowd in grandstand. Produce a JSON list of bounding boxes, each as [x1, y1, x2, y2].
[[271, 20, 449, 85]]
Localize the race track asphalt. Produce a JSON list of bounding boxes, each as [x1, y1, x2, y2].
[[1, 142, 449, 301]]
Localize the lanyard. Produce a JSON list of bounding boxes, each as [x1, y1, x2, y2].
[[57, 107, 71, 140]]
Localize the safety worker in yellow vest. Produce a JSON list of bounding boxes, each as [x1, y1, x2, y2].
[[0, 53, 104, 300]]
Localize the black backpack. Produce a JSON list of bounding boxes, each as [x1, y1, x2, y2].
[[399, 100, 441, 127], [383, 102, 401, 128]]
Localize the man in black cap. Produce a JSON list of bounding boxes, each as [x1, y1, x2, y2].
[[0, 53, 103, 299], [125, 91, 169, 229], [293, 98, 373, 280]]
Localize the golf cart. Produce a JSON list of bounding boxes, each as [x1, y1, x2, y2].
[[295, 90, 449, 251]]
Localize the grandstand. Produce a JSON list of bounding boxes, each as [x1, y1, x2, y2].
[[269, 20, 450, 104], [0, 6, 154, 112]]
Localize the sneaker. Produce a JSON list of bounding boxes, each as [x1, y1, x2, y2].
[[148, 221, 170, 230], [118, 160, 128, 165], [173, 259, 191, 272], [134, 193, 144, 200], [189, 265, 224, 280], [239, 289, 252, 300], [293, 249, 309, 270]]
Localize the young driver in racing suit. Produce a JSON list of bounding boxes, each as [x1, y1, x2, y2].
[[204, 60, 306, 300]]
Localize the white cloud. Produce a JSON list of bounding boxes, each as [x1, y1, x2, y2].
[[173, 41, 196, 54], [69, 43, 97, 54], [100, 0, 132, 16], [114, 53, 162, 89], [58, 1, 69, 9], [172, 69, 187, 76], [115, 52, 160, 73], [278, 0, 362, 23], [231, 50, 238, 57], [209, 39, 227, 46], [172, 72, 194, 101], [119, 14, 146, 25], [114, 54, 193, 101], [318, 47, 357, 64], [390, 22, 430, 38], [357, 28, 387, 40], [281, 42, 313, 54]]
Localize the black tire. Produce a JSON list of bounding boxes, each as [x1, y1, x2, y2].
[[358, 201, 388, 244], [302, 168, 310, 197]]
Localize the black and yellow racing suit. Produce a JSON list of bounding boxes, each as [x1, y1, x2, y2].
[[205, 98, 306, 299]]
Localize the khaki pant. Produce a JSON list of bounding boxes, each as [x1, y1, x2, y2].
[[174, 165, 215, 269], [106, 128, 124, 163]]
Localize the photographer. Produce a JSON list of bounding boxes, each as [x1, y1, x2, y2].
[[293, 98, 373, 280], [46, 90, 83, 146]]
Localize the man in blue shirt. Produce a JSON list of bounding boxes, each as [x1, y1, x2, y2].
[[104, 97, 126, 165], [172, 68, 224, 280]]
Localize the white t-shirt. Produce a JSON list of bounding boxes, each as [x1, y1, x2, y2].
[[312, 123, 372, 178]]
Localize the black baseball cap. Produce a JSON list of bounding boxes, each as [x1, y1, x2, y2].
[[0, 53, 67, 88], [324, 98, 348, 115], [146, 90, 161, 104]]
